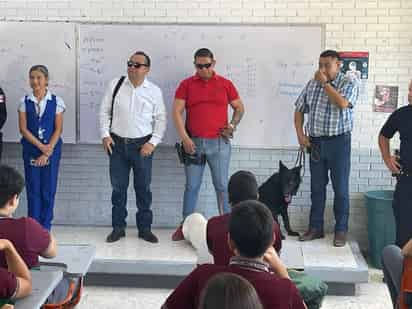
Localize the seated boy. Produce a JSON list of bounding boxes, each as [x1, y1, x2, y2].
[[0, 165, 79, 306], [0, 239, 32, 303], [207, 170, 282, 265], [382, 238, 412, 308], [162, 200, 306, 309], [181, 170, 281, 264], [0, 165, 57, 269]]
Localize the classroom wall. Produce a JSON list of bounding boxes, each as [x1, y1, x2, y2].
[[2, 0, 411, 250]]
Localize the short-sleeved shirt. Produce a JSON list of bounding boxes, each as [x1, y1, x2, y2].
[[163, 257, 305, 309], [380, 105, 412, 170], [175, 72, 239, 138], [294, 72, 359, 137], [206, 213, 282, 266], [18, 90, 65, 116], [0, 268, 17, 299], [0, 217, 50, 268]]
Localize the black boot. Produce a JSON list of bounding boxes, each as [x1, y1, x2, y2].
[[138, 230, 159, 243], [106, 228, 126, 243]]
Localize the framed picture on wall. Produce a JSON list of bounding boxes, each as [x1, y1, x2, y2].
[[374, 85, 399, 113]]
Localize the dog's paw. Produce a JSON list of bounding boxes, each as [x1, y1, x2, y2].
[[287, 231, 300, 237]]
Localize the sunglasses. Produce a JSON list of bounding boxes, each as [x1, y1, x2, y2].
[[194, 63, 213, 69], [127, 61, 148, 69]]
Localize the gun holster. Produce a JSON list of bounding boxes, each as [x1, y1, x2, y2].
[[175, 142, 206, 166]]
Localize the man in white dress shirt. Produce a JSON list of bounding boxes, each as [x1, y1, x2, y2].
[[99, 51, 166, 243]]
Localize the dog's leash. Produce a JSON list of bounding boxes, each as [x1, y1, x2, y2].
[[294, 147, 306, 178]]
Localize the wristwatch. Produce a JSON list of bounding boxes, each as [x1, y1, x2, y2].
[[321, 80, 331, 87]]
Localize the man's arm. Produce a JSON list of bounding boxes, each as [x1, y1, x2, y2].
[[322, 83, 350, 109], [229, 98, 244, 128], [40, 233, 57, 259], [220, 99, 245, 139], [0, 239, 32, 299], [401, 238, 412, 257], [0, 88, 6, 130], [172, 98, 195, 154], [294, 111, 310, 148], [314, 71, 358, 109], [378, 134, 400, 174], [148, 90, 167, 147]]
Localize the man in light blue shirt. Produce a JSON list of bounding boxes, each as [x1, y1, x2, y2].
[[294, 50, 359, 247]]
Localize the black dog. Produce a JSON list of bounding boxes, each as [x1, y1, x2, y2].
[[258, 161, 302, 239]]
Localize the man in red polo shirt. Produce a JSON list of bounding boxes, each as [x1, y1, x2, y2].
[[162, 200, 306, 309], [172, 48, 245, 240]]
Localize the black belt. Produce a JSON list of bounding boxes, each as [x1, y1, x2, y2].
[[110, 133, 151, 145], [310, 132, 350, 141]]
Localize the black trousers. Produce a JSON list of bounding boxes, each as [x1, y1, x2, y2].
[[393, 175, 412, 248]]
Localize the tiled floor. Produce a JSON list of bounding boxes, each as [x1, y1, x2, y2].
[[52, 226, 360, 269]]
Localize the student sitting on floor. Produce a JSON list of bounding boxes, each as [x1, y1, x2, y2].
[[0, 165, 81, 307], [0, 239, 32, 306], [183, 170, 327, 309], [382, 238, 412, 308], [199, 272, 263, 309], [182, 170, 281, 264], [162, 200, 306, 309], [206, 170, 282, 265]]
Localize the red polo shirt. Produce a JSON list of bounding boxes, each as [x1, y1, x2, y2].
[[0, 267, 17, 299], [206, 213, 282, 266], [0, 217, 50, 269], [175, 73, 239, 138], [163, 260, 305, 309]]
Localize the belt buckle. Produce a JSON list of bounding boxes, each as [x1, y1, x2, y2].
[[124, 137, 132, 144]]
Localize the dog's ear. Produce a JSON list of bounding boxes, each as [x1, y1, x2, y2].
[[279, 160, 287, 171]]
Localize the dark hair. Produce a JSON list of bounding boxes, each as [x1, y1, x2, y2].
[[133, 51, 151, 67], [229, 200, 274, 258], [228, 171, 258, 205], [320, 49, 341, 61], [29, 65, 49, 79], [194, 48, 214, 60], [0, 165, 25, 209], [199, 273, 263, 309]]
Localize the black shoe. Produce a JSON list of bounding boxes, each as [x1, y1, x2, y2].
[[106, 229, 125, 243], [138, 230, 159, 243]]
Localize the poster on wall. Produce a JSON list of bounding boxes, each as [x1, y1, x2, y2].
[[338, 51, 369, 104], [373, 85, 399, 113]]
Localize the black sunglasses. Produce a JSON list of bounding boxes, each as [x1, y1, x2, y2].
[[127, 60, 148, 69], [194, 63, 213, 69]]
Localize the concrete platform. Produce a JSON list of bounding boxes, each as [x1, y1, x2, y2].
[[52, 226, 368, 295]]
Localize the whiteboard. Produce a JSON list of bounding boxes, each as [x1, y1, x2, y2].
[[79, 24, 323, 147], [0, 22, 76, 143]]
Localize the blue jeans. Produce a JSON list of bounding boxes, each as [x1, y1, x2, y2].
[[109, 136, 153, 232], [309, 133, 351, 232], [182, 137, 231, 219]]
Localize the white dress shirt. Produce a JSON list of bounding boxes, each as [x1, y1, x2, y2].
[[99, 77, 166, 146]]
